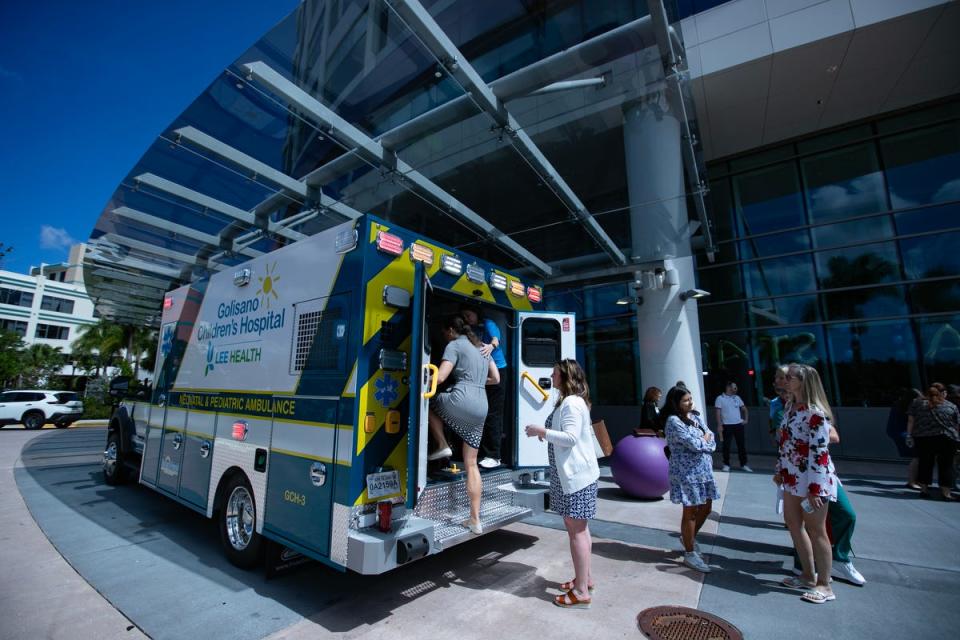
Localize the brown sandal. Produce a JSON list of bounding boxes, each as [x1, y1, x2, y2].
[[559, 579, 596, 593], [554, 589, 591, 609]]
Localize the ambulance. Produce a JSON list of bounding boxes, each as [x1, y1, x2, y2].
[[104, 214, 577, 574]]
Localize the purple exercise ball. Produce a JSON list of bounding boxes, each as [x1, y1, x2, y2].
[[610, 435, 670, 498]]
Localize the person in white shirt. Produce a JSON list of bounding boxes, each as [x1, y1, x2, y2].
[[715, 382, 751, 472], [525, 359, 599, 609]]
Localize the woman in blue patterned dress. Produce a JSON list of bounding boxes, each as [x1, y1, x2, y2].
[[525, 359, 599, 609], [663, 385, 719, 573]]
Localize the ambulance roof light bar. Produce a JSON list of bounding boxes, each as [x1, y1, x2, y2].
[[489, 272, 507, 291], [409, 242, 435, 266], [383, 0, 626, 268], [242, 61, 552, 277], [376, 230, 404, 256]]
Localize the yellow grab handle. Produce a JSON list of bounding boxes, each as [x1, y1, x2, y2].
[[423, 363, 439, 399], [521, 371, 550, 403]]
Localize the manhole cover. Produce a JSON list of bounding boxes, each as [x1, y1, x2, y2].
[[637, 606, 742, 640]]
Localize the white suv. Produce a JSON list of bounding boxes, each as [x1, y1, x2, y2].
[[0, 390, 84, 430]]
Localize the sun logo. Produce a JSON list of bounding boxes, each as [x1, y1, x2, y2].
[[256, 262, 281, 308]]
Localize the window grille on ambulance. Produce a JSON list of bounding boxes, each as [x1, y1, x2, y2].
[[291, 300, 346, 374]]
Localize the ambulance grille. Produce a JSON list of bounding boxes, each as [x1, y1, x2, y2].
[[413, 470, 531, 548]]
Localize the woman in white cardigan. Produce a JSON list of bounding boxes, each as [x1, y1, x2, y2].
[[525, 359, 600, 609]]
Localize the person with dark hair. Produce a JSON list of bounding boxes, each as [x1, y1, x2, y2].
[[662, 385, 719, 573], [776, 364, 838, 604], [907, 383, 959, 501], [427, 315, 501, 533], [715, 381, 751, 472], [639, 386, 662, 432], [461, 305, 507, 469], [769, 366, 790, 447], [525, 359, 600, 608], [887, 388, 923, 489]]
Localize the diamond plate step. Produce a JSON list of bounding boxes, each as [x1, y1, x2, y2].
[[413, 469, 544, 549]]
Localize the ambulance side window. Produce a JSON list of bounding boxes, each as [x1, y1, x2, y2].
[[292, 293, 350, 375], [521, 318, 561, 366]]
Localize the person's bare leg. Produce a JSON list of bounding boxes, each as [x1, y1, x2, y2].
[[783, 493, 816, 585], [802, 501, 833, 593], [694, 500, 712, 535], [680, 506, 697, 552], [564, 516, 592, 598], [428, 411, 449, 452], [462, 443, 481, 524]]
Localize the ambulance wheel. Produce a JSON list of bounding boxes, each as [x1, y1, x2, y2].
[[219, 474, 263, 569], [103, 431, 129, 485]]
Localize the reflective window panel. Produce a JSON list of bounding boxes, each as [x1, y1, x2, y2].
[[900, 232, 960, 280], [733, 162, 806, 236], [802, 143, 887, 223], [826, 320, 920, 407], [881, 121, 960, 208], [916, 314, 960, 386]]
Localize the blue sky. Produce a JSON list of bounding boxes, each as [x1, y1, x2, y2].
[[0, 0, 299, 274]]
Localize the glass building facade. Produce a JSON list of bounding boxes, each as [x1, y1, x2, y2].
[[551, 98, 960, 411]]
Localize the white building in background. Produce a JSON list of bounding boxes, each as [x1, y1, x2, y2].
[[0, 244, 99, 375]]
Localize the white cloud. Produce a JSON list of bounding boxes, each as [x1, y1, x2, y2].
[[40, 225, 76, 250]]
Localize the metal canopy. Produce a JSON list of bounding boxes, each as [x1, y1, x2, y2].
[[243, 60, 553, 276], [384, 0, 627, 267], [84, 1, 708, 325]]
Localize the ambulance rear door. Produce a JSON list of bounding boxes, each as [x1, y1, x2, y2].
[[514, 312, 576, 468]]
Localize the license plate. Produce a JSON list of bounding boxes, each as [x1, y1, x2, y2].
[[366, 470, 401, 499]]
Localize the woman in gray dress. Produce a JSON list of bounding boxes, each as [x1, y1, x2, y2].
[[428, 315, 500, 533]]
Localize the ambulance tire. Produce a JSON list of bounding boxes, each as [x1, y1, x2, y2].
[[103, 431, 129, 486], [219, 473, 263, 569]]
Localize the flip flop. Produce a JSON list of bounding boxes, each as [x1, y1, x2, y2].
[[560, 579, 596, 593], [801, 590, 836, 604], [554, 589, 591, 609], [782, 576, 815, 590]]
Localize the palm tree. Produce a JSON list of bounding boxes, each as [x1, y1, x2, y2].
[[72, 320, 125, 377], [19, 344, 65, 387]]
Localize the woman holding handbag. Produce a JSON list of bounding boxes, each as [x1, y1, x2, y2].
[[524, 359, 600, 609]]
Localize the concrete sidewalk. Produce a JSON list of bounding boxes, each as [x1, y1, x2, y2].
[[2, 429, 959, 639]]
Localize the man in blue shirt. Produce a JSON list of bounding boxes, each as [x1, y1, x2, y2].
[[462, 306, 507, 469]]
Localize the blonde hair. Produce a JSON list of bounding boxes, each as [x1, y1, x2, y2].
[[787, 363, 833, 423]]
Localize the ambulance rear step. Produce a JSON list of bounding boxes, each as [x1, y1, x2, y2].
[[414, 469, 549, 549]]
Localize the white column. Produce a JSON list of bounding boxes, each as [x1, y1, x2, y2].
[[623, 93, 706, 411]]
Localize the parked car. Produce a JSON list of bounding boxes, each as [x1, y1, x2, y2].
[[0, 390, 84, 429]]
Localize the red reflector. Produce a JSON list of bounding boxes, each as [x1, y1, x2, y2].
[[376, 231, 404, 256], [562, 318, 570, 332], [163, 297, 173, 309], [748, 369, 755, 376], [527, 286, 542, 303], [232, 421, 248, 441], [377, 501, 392, 532]]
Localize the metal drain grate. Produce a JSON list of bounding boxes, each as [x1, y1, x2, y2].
[[637, 607, 742, 640]]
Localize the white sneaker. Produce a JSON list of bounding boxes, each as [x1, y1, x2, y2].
[[463, 519, 483, 535], [721, 465, 731, 472], [428, 447, 452, 461], [683, 551, 711, 573], [478, 457, 501, 469], [678, 541, 701, 553], [831, 561, 866, 586], [741, 465, 753, 473]]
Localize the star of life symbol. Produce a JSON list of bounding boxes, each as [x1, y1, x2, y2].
[[375, 374, 399, 407]]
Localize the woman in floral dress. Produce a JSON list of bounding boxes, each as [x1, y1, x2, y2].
[[662, 385, 719, 574], [775, 363, 838, 604]]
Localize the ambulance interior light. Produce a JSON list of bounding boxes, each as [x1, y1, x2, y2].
[[489, 272, 507, 291], [440, 254, 462, 276], [376, 230, 404, 256]]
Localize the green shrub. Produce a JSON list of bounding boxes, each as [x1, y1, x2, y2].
[[81, 395, 113, 420]]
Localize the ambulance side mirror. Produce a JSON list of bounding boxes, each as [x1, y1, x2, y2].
[[108, 376, 131, 399]]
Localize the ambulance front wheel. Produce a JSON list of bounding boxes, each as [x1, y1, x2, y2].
[[103, 431, 129, 486], [219, 474, 263, 569]]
